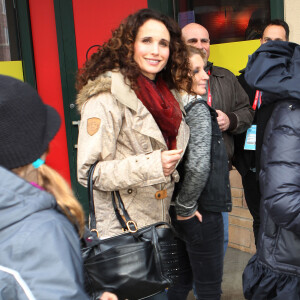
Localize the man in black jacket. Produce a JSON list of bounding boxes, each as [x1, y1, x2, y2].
[[243, 39, 300, 300], [182, 23, 254, 255], [234, 20, 289, 246]]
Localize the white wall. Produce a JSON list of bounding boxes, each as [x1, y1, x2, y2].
[[285, 0, 300, 43]]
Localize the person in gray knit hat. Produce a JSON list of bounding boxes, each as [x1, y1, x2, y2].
[[0, 75, 117, 300]]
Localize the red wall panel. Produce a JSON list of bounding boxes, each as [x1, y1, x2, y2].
[[28, 0, 71, 182], [27, 0, 148, 183], [72, 0, 148, 69]]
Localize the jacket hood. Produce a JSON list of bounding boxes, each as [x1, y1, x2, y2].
[[0, 167, 56, 231], [76, 71, 112, 112], [245, 41, 300, 104]]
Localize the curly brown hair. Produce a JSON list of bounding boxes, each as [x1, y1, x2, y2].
[[184, 46, 208, 93], [187, 45, 207, 64], [76, 9, 192, 92]]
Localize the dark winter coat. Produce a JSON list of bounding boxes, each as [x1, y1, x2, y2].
[[233, 70, 257, 177], [243, 41, 300, 300], [245, 41, 300, 177], [205, 62, 255, 165]]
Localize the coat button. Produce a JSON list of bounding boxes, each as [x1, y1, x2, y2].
[[155, 190, 167, 200], [127, 189, 133, 194]]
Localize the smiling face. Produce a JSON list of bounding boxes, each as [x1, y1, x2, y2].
[[133, 19, 170, 80], [190, 54, 209, 95]]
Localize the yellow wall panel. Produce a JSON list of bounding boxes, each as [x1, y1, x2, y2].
[[0, 61, 24, 81], [210, 40, 260, 76]]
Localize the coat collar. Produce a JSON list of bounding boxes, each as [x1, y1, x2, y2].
[[206, 61, 225, 78], [77, 70, 186, 114], [111, 71, 139, 111], [111, 71, 186, 113]]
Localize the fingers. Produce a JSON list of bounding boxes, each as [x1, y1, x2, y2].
[[166, 149, 183, 155], [99, 292, 118, 300], [176, 213, 194, 220], [216, 110, 230, 132], [161, 149, 183, 176], [195, 210, 203, 222], [176, 214, 193, 220], [176, 211, 202, 222]]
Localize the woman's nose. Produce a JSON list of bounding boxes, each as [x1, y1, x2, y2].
[[202, 70, 209, 80], [151, 43, 159, 54]]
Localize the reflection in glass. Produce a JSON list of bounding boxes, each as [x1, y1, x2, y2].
[[0, 0, 11, 61], [177, 0, 270, 44]]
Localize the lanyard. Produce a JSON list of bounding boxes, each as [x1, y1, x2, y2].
[[252, 90, 262, 110], [207, 71, 261, 110], [207, 70, 212, 107]]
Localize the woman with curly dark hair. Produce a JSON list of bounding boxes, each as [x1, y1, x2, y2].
[[76, 9, 191, 92], [76, 8, 192, 300]]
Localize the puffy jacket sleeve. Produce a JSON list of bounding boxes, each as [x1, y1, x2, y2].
[[262, 102, 300, 235], [245, 41, 300, 101], [174, 100, 211, 217], [77, 93, 167, 191], [15, 212, 88, 300]]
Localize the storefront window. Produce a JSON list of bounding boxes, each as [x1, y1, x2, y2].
[[0, 0, 25, 82], [177, 0, 271, 43], [0, 0, 11, 60]]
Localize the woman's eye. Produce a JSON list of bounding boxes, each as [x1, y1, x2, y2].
[[193, 69, 199, 75], [160, 40, 169, 47], [142, 38, 151, 43]]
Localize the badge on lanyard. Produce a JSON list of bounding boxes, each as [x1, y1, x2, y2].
[[244, 125, 256, 150], [243, 90, 261, 150]]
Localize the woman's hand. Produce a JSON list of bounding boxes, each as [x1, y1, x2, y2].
[[99, 292, 118, 300], [176, 210, 202, 222], [161, 149, 183, 176]]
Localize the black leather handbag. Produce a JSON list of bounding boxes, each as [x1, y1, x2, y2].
[[81, 163, 186, 300]]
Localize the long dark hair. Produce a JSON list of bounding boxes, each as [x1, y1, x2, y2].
[[76, 8, 191, 92]]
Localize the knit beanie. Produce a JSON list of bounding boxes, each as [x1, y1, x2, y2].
[[0, 75, 61, 169]]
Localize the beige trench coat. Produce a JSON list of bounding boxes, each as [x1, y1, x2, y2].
[[76, 71, 189, 238]]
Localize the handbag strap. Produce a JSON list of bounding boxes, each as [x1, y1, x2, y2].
[[88, 162, 98, 230], [111, 191, 138, 232], [87, 162, 137, 233], [111, 192, 128, 230]]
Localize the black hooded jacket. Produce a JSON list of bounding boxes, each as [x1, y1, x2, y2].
[[243, 41, 300, 300]]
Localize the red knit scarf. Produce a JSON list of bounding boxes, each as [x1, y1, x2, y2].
[[135, 74, 182, 150]]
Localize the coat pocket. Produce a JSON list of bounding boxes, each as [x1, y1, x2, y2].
[[274, 228, 300, 268]]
